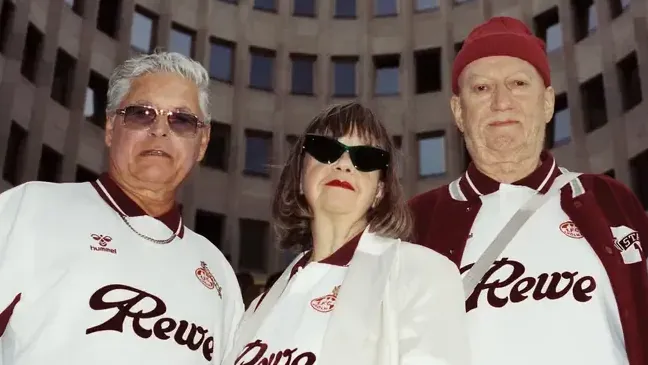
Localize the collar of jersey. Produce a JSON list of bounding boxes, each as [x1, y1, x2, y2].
[[459, 150, 560, 200], [289, 231, 362, 278], [91, 173, 185, 238]]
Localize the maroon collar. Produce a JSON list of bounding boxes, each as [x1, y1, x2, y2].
[[458, 151, 560, 200], [290, 231, 362, 277], [90, 173, 185, 238]]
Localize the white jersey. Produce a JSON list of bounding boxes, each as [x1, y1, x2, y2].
[[0, 174, 244, 365], [234, 235, 358, 365], [460, 161, 628, 365]]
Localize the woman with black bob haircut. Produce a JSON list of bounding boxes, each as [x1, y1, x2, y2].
[[224, 102, 470, 365]]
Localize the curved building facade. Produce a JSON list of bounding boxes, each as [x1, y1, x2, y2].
[[0, 0, 647, 277]]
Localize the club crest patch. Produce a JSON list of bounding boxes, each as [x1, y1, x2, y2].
[[195, 261, 222, 298], [559, 221, 583, 239], [611, 225, 643, 265], [310, 285, 340, 313]]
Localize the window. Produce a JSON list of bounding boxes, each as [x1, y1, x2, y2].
[[130, 7, 156, 53], [96, 0, 119, 38], [415, 48, 442, 94], [617, 51, 642, 112], [332, 56, 357, 97], [254, 0, 276, 12], [20, 23, 44, 83], [291, 54, 316, 95], [630, 149, 648, 210], [244, 129, 273, 177], [195, 210, 224, 248], [373, 54, 400, 96], [572, 0, 596, 42], [209, 38, 235, 82], [249, 47, 275, 91], [374, 0, 397, 16], [534, 7, 562, 53], [65, 0, 83, 15], [38, 145, 62, 183], [239, 218, 269, 272], [603, 169, 616, 179], [416, 0, 439, 11], [51, 49, 77, 108], [294, 0, 316, 16], [202, 122, 231, 171], [170, 23, 195, 58], [335, 0, 356, 18], [453, 41, 464, 56], [610, 0, 631, 18], [392, 135, 402, 149], [417, 131, 446, 177], [545, 93, 570, 148], [580, 74, 607, 132], [0, 0, 15, 53], [85, 71, 109, 129], [2, 121, 27, 186], [76, 165, 99, 182]]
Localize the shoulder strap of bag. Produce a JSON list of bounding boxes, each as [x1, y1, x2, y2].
[[462, 171, 582, 299]]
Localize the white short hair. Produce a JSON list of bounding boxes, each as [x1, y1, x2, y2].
[[106, 51, 211, 122]]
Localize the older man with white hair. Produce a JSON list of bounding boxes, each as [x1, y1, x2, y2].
[[410, 16, 648, 365], [0, 52, 243, 364]]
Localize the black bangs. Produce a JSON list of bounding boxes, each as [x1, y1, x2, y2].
[[304, 102, 389, 148]]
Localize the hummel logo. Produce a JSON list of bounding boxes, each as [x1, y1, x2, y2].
[[90, 234, 117, 254]]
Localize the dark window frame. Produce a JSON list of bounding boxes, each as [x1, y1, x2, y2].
[[331, 56, 358, 97], [416, 130, 447, 178], [249, 46, 276, 92], [243, 129, 273, 178], [290, 53, 316, 96]]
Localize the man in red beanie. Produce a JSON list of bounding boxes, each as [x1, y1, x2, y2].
[[410, 16, 648, 365]]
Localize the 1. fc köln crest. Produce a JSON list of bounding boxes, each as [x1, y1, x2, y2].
[[310, 285, 340, 313], [195, 261, 223, 298]]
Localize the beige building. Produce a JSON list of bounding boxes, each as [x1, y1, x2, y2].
[[0, 0, 647, 277]]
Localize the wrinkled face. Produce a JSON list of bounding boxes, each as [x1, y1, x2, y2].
[[105, 72, 210, 190], [301, 133, 384, 221], [451, 56, 554, 162]]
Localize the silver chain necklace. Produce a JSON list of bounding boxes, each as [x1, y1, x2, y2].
[[118, 213, 177, 244]]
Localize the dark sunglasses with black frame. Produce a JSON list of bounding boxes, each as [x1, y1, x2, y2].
[[116, 105, 207, 137], [302, 134, 390, 172]]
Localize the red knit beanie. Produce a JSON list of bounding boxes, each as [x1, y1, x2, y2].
[[452, 16, 551, 94]]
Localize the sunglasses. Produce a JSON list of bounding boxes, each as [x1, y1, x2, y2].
[[116, 105, 206, 137], [302, 134, 389, 172]]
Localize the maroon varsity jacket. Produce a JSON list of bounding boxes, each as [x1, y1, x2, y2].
[[409, 152, 648, 365]]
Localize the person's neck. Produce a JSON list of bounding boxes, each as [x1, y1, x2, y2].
[[474, 152, 542, 184], [109, 171, 175, 216], [310, 215, 366, 262]]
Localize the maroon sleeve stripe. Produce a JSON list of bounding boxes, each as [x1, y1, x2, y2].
[[0, 293, 21, 337]]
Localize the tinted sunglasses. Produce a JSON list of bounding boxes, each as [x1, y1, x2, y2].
[[116, 105, 206, 137], [302, 134, 389, 172]]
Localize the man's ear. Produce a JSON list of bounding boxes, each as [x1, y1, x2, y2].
[[197, 123, 211, 162], [450, 95, 465, 133], [105, 116, 114, 148], [543, 86, 556, 124]]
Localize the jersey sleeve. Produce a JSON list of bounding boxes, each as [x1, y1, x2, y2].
[[397, 248, 471, 365], [0, 184, 30, 337]]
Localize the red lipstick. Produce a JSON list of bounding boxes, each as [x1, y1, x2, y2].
[[325, 179, 355, 191]]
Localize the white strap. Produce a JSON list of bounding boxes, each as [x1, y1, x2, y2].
[[462, 172, 582, 299]]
